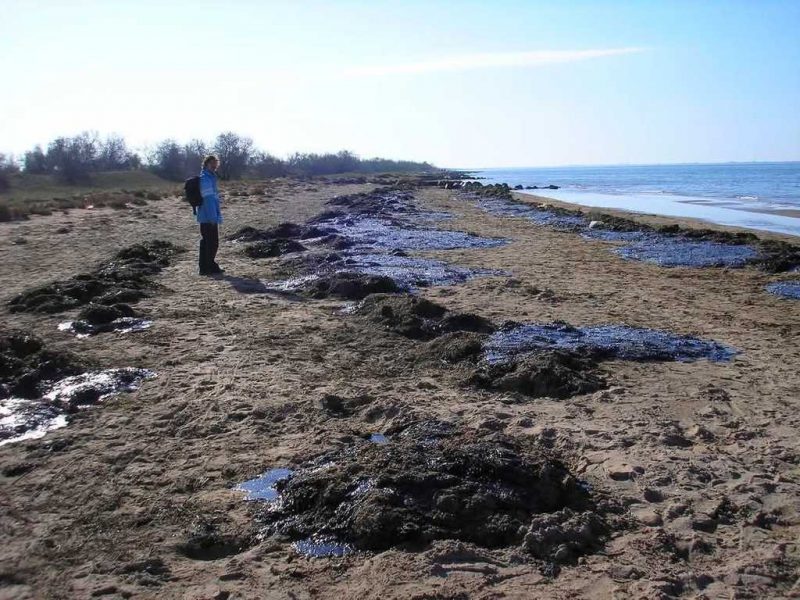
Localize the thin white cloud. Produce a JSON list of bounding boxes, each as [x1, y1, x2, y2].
[[341, 48, 644, 77]]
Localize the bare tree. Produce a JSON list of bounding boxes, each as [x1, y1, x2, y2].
[[96, 133, 134, 171], [213, 132, 254, 180], [147, 139, 187, 181], [184, 139, 208, 175], [45, 132, 99, 183]]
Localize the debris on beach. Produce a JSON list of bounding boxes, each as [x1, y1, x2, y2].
[[614, 238, 758, 267], [243, 238, 307, 258], [1, 330, 85, 399], [8, 240, 183, 314], [469, 350, 607, 399], [0, 329, 154, 446], [335, 254, 504, 290], [245, 422, 617, 564], [242, 188, 508, 293], [355, 293, 494, 340], [766, 281, 800, 299], [57, 302, 153, 337], [292, 272, 401, 300], [476, 195, 587, 231], [462, 183, 799, 271], [1, 367, 154, 447], [483, 322, 737, 364]]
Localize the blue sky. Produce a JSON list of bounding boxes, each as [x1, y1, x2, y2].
[[2, 0, 799, 167]]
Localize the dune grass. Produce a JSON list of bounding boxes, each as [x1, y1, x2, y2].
[[0, 171, 180, 221]]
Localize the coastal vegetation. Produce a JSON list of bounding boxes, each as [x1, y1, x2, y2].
[[0, 131, 436, 221]]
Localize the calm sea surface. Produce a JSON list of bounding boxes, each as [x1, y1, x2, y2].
[[471, 162, 800, 237]]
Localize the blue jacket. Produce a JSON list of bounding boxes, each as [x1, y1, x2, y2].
[[196, 168, 222, 224]]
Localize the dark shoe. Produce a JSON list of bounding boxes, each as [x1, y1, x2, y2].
[[211, 265, 225, 274]]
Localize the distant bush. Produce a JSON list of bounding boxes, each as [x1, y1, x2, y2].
[[249, 151, 288, 178], [14, 131, 436, 185], [148, 139, 187, 181], [0, 153, 19, 193], [23, 146, 48, 174], [286, 151, 360, 176]]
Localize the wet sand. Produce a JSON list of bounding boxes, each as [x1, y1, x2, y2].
[[1, 180, 799, 599]]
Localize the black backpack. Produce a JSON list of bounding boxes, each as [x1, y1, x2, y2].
[[184, 176, 203, 214]]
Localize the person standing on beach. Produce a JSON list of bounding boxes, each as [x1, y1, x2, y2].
[[197, 155, 224, 275]]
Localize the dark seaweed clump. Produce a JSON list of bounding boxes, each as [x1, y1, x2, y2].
[[469, 350, 606, 399], [8, 240, 183, 314], [460, 182, 799, 272], [228, 222, 330, 243], [483, 322, 736, 364], [243, 238, 307, 259], [258, 423, 614, 563], [0, 330, 85, 399], [356, 293, 494, 340], [298, 272, 401, 300]]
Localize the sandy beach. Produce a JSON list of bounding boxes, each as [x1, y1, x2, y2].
[[1, 179, 799, 599]]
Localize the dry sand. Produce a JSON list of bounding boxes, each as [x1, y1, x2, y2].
[[1, 180, 799, 599]]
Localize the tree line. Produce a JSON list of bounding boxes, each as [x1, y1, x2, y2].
[[1, 131, 435, 187]]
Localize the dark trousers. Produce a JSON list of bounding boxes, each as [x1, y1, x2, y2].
[[199, 223, 219, 273]]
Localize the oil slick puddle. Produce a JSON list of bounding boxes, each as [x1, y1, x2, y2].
[[766, 281, 800, 299], [292, 537, 353, 558], [58, 318, 153, 338], [0, 368, 155, 447], [236, 468, 294, 501], [0, 399, 67, 447], [484, 323, 736, 364]]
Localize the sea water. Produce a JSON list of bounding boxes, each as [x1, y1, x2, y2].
[[472, 162, 800, 237]]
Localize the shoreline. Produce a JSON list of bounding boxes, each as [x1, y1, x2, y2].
[[1, 179, 799, 598], [517, 191, 800, 243]]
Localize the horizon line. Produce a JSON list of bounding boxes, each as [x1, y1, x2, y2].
[[452, 159, 800, 171]]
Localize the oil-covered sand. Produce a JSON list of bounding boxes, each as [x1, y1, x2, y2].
[[1, 179, 799, 599]]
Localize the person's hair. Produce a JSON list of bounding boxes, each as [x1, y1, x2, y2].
[[202, 154, 219, 168]]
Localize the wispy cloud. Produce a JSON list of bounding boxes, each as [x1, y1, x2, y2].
[[341, 48, 644, 77]]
